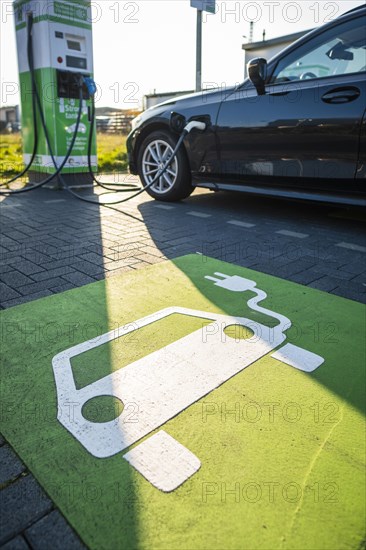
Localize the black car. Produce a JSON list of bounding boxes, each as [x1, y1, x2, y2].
[[127, 5, 366, 206]]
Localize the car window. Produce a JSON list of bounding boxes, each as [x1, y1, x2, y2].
[[271, 15, 366, 84]]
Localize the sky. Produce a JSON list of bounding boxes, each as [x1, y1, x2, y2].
[[0, 0, 364, 109]]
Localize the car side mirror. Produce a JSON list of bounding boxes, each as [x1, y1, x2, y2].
[[248, 58, 267, 96]]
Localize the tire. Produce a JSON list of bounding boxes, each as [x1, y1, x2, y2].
[[137, 130, 193, 201]]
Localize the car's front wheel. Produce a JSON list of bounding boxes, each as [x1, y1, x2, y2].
[[137, 130, 193, 201]]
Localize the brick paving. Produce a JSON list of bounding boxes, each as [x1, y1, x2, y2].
[[0, 181, 365, 547]]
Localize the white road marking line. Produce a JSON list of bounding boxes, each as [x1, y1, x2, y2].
[[44, 199, 66, 204], [153, 204, 175, 210], [336, 242, 366, 253], [0, 202, 20, 207], [227, 220, 255, 228], [187, 211, 212, 218], [276, 230, 309, 239]]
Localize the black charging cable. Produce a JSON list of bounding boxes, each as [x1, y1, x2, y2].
[[86, 97, 141, 193], [0, 86, 84, 195], [0, 14, 39, 189], [0, 15, 83, 195], [64, 129, 189, 205], [0, 16, 205, 205], [25, 74, 190, 206]]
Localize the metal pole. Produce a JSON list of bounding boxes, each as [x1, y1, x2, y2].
[[196, 9, 202, 91]]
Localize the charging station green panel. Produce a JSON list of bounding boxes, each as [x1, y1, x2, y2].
[[14, 0, 97, 178]]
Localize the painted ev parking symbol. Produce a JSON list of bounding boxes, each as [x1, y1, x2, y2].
[[52, 272, 324, 492]]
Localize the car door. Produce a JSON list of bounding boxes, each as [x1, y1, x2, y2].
[[216, 12, 366, 192]]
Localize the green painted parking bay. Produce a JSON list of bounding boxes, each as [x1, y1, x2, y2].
[[0, 255, 364, 549]]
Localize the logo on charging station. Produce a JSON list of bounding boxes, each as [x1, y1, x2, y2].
[[65, 122, 86, 134], [52, 273, 324, 492]]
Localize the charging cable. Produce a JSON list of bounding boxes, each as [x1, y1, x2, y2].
[[86, 96, 141, 194], [0, 86, 84, 195], [0, 14, 40, 191], [0, 15, 83, 195], [0, 16, 206, 205], [64, 117, 205, 205], [18, 68, 205, 206]]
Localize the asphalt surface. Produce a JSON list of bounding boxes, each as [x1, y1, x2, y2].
[[0, 178, 365, 548]]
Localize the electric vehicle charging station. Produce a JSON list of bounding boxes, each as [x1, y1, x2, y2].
[[4, 0, 206, 201], [13, 0, 97, 185]]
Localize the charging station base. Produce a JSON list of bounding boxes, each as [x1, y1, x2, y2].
[[28, 171, 94, 187]]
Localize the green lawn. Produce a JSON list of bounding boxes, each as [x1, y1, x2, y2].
[[0, 134, 23, 178], [96, 133, 128, 174], [0, 132, 128, 179]]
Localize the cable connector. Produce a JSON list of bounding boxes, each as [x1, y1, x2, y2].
[[204, 272, 257, 292], [184, 120, 206, 134], [83, 76, 97, 96]]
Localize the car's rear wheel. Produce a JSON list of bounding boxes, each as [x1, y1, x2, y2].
[[137, 130, 193, 201]]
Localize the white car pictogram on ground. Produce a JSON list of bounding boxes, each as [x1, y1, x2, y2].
[[52, 273, 324, 491]]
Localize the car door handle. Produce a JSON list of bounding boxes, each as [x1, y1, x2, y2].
[[322, 87, 360, 104]]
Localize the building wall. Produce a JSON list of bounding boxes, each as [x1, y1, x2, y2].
[[0, 106, 20, 123], [242, 30, 310, 79]]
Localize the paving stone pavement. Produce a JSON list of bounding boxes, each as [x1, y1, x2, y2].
[[0, 181, 365, 548]]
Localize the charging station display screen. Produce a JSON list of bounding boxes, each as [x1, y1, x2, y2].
[[67, 40, 81, 51], [66, 55, 87, 69]]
